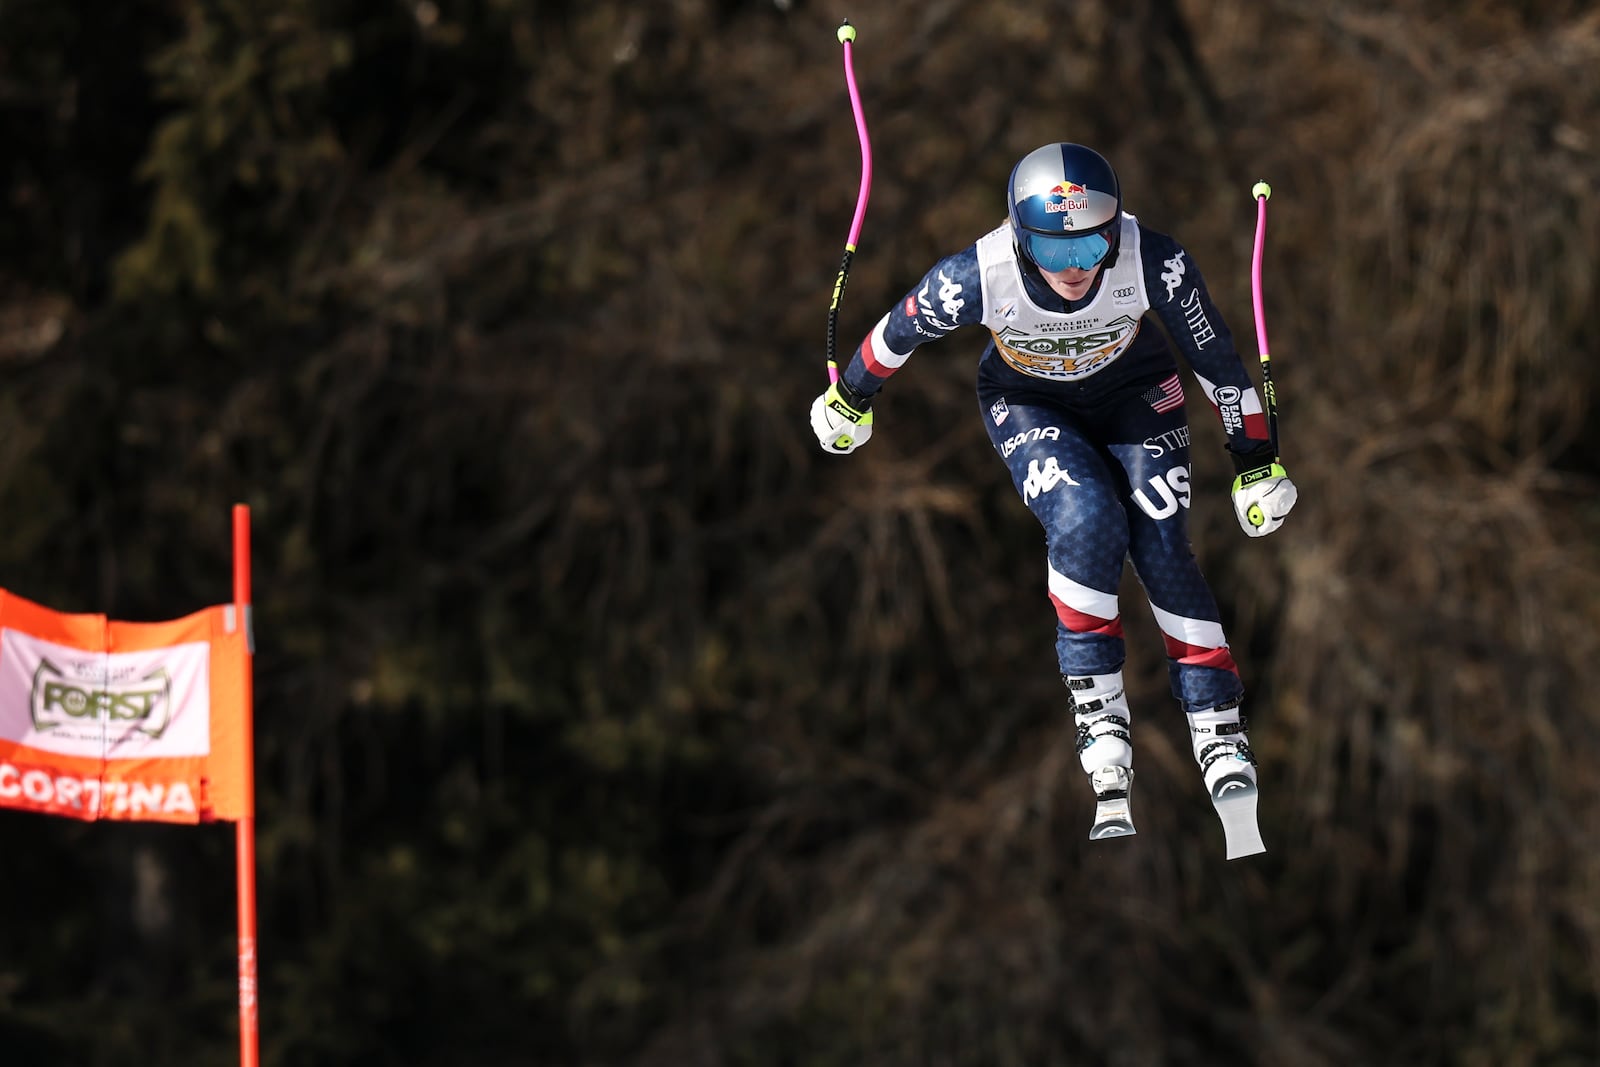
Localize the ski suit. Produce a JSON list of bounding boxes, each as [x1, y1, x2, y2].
[[836, 214, 1274, 712]]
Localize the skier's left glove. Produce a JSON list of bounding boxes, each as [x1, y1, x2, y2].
[[809, 380, 875, 455], [1231, 461, 1298, 537]]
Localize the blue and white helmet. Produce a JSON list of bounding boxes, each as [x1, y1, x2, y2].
[[1007, 143, 1123, 272]]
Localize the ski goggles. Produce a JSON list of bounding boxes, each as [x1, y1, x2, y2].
[[1023, 228, 1113, 273]]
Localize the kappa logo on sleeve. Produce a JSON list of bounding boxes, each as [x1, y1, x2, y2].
[[937, 270, 965, 320], [1160, 251, 1188, 302], [915, 280, 957, 331]]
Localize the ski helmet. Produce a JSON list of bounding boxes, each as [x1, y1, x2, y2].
[[1007, 143, 1123, 273]]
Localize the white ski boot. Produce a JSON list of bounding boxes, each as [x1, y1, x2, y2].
[[1069, 673, 1136, 840], [1188, 701, 1264, 859]]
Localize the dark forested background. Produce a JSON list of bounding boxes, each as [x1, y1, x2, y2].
[[1, 1, 1597, 1064]]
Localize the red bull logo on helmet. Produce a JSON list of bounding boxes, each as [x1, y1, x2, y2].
[[1044, 181, 1090, 214]]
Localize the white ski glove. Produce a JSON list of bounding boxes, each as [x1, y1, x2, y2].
[[809, 381, 874, 455], [1231, 461, 1298, 537]]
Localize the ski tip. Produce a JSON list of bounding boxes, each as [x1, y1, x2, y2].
[[1211, 774, 1258, 802], [1089, 820, 1136, 840], [1211, 774, 1265, 858]]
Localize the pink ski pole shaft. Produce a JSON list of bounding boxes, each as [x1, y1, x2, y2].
[[1250, 180, 1279, 459], [825, 19, 873, 385]]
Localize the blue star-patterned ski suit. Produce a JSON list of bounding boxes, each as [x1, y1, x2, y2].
[[837, 213, 1274, 713]]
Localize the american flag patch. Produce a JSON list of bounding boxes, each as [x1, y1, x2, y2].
[[1142, 374, 1184, 413]]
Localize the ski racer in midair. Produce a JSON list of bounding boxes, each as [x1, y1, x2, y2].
[[809, 143, 1298, 843]]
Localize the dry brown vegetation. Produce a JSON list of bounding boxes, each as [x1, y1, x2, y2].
[[616, 2, 1600, 1064], [0, 0, 1597, 1064]]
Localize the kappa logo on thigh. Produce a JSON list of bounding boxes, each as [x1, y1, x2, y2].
[[1023, 457, 1080, 501]]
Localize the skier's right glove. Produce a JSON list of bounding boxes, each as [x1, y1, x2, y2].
[[809, 380, 874, 455], [1231, 461, 1298, 537]]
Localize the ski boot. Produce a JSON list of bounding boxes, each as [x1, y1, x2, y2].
[[1188, 701, 1265, 859], [1069, 673, 1136, 840]]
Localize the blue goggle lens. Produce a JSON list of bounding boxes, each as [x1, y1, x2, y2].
[[1024, 230, 1112, 272]]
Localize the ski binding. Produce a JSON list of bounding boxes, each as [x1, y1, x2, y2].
[[1088, 766, 1136, 840]]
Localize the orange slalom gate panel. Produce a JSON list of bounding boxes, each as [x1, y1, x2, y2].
[[0, 587, 252, 824]]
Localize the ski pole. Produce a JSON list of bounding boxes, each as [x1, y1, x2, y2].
[[1250, 180, 1279, 461], [826, 19, 873, 385]]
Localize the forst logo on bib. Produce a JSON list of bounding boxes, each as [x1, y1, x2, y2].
[[992, 315, 1140, 381]]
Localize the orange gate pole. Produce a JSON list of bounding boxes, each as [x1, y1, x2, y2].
[[232, 504, 259, 1067]]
